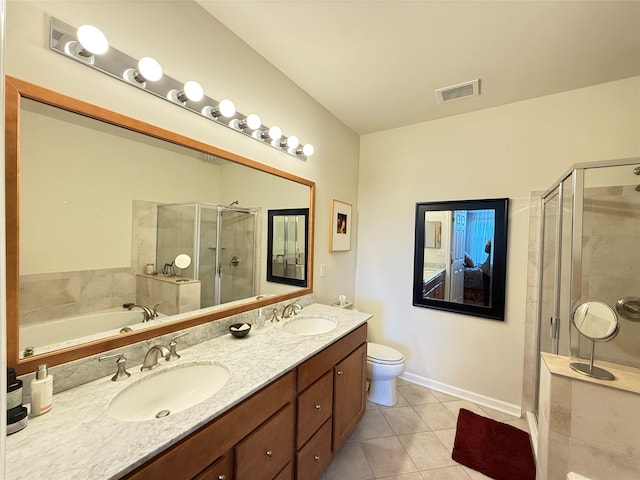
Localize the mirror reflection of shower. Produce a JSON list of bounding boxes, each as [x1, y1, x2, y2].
[[156, 202, 258, 308]]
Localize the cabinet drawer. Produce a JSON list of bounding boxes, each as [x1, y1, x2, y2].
[[273, 462, 293, 480], [297, 324, 367, 392], [235, 403, 294, 480], [295, 419, 332, 480], [297, 370, 333, 449], [193, 452, 233, 480]]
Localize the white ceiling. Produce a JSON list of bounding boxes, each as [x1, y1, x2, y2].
[[199, 1, 640, 135]]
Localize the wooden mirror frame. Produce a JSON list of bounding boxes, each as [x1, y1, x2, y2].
[[5, 76, 315, 374]]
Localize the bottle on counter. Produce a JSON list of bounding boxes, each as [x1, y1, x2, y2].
[[255, 308, 265, 329], [7, 368, 28, 435], [30, 364, 53, 417], [7, 368, 23, 411]]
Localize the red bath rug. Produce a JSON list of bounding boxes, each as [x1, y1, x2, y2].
[[451, 408, 535, 480]]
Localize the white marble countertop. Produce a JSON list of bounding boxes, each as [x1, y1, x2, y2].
[[6, 304, 371, 480]]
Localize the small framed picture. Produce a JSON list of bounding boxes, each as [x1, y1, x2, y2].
[[330, 199, 352, 251]]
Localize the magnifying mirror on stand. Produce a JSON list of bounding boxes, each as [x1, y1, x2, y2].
[[162, 254, 192, 281], [570, 301, 619, 380]]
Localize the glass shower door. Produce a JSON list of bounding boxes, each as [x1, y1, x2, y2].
[[539, 190, 560, 355], [197, 204, 219, 308], [576, 163, 640, 368], [218, 208, 256, 304]]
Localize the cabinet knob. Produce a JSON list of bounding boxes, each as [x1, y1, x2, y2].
[[265, 449, 273, 458], [314, 455, 320, 461], [315, 404, 321, 410], [336, 370, 343, 376], [217, 476, 226, 480]]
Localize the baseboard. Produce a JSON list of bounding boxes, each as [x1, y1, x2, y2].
[[525, 411, 539, 459], [400, 372, 522, 418]]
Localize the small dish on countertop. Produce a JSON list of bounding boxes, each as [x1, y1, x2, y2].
[[229, 322, 252, 338]]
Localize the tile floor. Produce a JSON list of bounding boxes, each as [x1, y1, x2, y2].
[[322, 379, 530, 480]]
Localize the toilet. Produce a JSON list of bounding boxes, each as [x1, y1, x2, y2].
[[366, 342, 406, 406]]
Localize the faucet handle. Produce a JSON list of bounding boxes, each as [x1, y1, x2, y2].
[[270, 306, 281, 322], [99, 353, 131, 382], [152, 304, 160, 318], [167, 332, 189, 361]]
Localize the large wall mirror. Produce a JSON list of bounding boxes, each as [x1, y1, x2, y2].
[[5, 77, 315, 373], [412, 198, 509, 321]]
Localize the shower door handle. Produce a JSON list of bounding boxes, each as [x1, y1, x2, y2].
[[550, 317, 559, 339]]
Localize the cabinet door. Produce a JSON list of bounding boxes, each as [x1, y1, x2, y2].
[[235, 403, 294, 480], [332, 343, 366, 452], [193, 452, 233, 480]]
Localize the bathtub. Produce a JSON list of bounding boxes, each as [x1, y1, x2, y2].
[[19, 309, 150, 353]]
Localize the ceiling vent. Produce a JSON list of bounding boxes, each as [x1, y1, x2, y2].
[[435, 79, 480, 104]]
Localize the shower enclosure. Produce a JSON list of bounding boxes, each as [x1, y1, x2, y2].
[[536, 158, 640, 410], [156, 202, 258, 308]]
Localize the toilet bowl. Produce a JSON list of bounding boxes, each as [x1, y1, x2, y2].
[[366, 342, 405, 406]]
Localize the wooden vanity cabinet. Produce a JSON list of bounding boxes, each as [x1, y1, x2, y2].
[[294, 324, 367, 479], [124, 371, 295, 480], [423, 270, 445, 300], [123, 323, 367, 480]]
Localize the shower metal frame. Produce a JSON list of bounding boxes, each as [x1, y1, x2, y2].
[[534, 157, 640, 415]]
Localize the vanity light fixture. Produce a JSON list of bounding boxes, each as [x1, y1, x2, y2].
[[64, 24, 108, 64], [168, 80, 204, 105], [123, 56, 163, 87], [49, 17, 314, 160]]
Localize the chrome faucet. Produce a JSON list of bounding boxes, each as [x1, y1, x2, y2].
[[127, 304, 153, 322], [141, 344, 170, 371], [281, 302, 302, 319], [270, 306, 281, 322]]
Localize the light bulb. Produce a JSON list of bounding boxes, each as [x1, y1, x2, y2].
[[76, 25, 108, 55], [268, 126, 283, 141], [302, 144, 314, 156], [137, 57, 163, 82], [183, 81, 204, 102], [286, 136, 300, 149], [218, 99, 236, 118], [244, 114, 262, 131]]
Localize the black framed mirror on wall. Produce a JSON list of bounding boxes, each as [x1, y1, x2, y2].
[[412, 198, 509, 321], [267, 208, 309, 287]]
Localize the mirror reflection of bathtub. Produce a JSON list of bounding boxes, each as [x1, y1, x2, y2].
[[19, 308, 167, 356]]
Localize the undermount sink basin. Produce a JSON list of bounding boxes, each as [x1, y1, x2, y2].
[[108, 363, 230, 422], [282, 315, 337, 335]]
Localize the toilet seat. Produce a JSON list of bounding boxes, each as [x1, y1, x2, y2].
[[367, 342, 404, 365]]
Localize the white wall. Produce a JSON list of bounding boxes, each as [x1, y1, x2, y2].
[[5, 0, 360, 305], [355, 76, 640, 410]]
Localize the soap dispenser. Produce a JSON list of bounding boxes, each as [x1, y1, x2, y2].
[[30, 364, 53, 417]]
